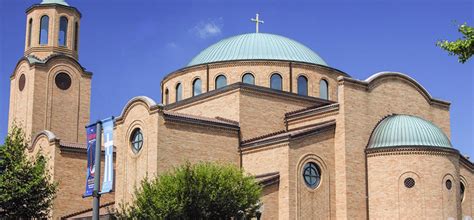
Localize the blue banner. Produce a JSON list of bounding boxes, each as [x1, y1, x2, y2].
[[84, 124, 97, 197], [100, 117, 114, 194]]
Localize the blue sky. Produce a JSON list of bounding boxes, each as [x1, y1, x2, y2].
[[0, 0, 472, 155]]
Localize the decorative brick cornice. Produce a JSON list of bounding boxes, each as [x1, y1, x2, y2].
[[285, 103, 339, 120], [241, 120, 336, 150], [162, 111, 240, 131], [164, 83, 333, 111], [11, 54, 91, 79], [338, 72, 450, 109], [460, 156, 474, 170], [254, 172, 280, 187], [365, 146, 459, 158], [26, 3, 82, 17], [161, 60, 350, 86]]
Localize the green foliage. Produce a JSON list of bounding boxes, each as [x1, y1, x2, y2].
[[437, 23, 474, 63], [0, 125, 57, 219], [116, 162, 262, 219]]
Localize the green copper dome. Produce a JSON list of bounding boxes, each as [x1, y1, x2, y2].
[[187, 33, 328, 67], [41, 0, 69, 6], [368, 115, 452, 149]]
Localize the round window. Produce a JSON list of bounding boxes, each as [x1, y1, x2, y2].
[[404, 177, 415, 188], [130, 128, 143, 153], [461, 182, 465, 202], [303, 162, 321, 189], [55, 72, 72, 90], [19, 74, 26, 91], [446, 179, 452, 190]]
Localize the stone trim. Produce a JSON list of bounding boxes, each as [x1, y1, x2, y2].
[[285, 103, 339, 120], [162, 111, 240, 131], [60, 201, 115, 219], [26, 3, 82, 18], [241, 120, 336, 150], [115, 96, 162, 125], [338, 72, 450, 109], [30, 130, 59, 152], [164, 82, 333, 110], [365, 146, 459, 158], [11, 54, 92, 79], [254, 172, 280, 187], [161, 60, 350, 85]]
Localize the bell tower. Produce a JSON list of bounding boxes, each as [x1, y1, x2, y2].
[[8, 0, 91, 143]]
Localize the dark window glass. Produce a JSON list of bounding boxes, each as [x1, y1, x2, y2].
[[193, 78, 202, 96], [270, 73, 282, 90], [215, 75, 227, 89], [404, 177, 415, 188], [55, 72, 71, 90], [242, 73, 255, 85], [74, 22, 79, 51], [297, 75, 308, 96], [175, 83, 182, 102], [28, 19, 32, 47], [303, 162, 321, 189], [461, 182, 465, 202], [59, 17, 68, 46], [165, 89, 169, 104], [40, 15, 49, 45], [446, 179, 452, 190], [19, 74, 26, 91], [320, 79, 329, 100], [130, 128, 143, 153]]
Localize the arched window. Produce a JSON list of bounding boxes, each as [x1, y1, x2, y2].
[[59, 17, 68, 46], [175, 83, 182, 102], [303, 162, 321, 189], [193, 78, 202, 96], [297, 75, 308, 96], [215, 75, 227, 89], [242, 73, 255, 85], [270, 73, 282, 90], [461, 182, 466, 202], [74, 22, 79, 51], [164, 88, 169, 104], [319, 79, 329, 100], [27, 19, 32, 47], [39, 15, 49, 45]]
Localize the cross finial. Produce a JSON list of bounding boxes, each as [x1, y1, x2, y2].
[[251, 13, 264, 33]]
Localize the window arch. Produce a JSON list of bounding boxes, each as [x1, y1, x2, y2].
[[27, 19, 32, 47], [215, 75, 227, 89], [39, 15, 49, 45], [297, 75, 308, 96], [270, 73, 282, 90], [193, 78, 202, 96], [74, 22, 79, 51], [59, 16, 68, 46], [175, 83, 182, 102], [164, 88, 169, 104], [319, 79, 329, 100], [242, 73, 255, 85]]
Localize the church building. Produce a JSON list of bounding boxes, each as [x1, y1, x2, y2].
[[7, 0, 474, 219]]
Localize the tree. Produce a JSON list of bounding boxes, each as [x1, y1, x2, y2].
[[437, 23, 474, 63], [0, 125, 57, 219], [116, 162, 262, 219]]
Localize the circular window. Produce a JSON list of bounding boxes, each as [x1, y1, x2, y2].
[[446, 179, 452, 190], [130, 128, 143, 153], [303, 162, 321, 189], [19, 74, 26, 91], [461, 182, 465, 202], [404, 177, 415, 188], [55, 72, 72, 90]]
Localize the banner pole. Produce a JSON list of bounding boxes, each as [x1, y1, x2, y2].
[[92, 121, 102, 220]]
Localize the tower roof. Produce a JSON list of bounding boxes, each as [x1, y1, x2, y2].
[[187, 33, 327, 67], [41, 0, 69, 6], [367, 114, 452, 149]]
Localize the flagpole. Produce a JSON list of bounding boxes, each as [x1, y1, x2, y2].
[[92, 121, 102, 220]]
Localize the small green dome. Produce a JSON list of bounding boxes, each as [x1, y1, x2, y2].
[[368, 114, 452, 149], [41, 0, 69, 6], [187, 33, 327, 67]]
